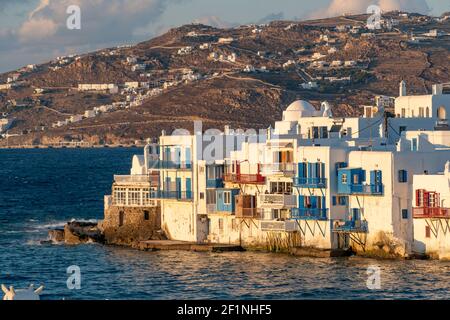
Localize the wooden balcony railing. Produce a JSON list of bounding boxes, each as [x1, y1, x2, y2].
[[235, 207, 261, 219], [223, 173, 265, 184], [413, 207, 450, 219]]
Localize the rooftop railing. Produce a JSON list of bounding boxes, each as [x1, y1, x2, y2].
[[114, 174, 159, 185]]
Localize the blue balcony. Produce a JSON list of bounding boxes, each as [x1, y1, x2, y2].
[[291, 208, 328, 221], [333, 220, 368, 233], [206, 178, 224, 188], [294, 177, 327, 188], [339, 184, 383, 196], [148, 160, 192, 170], [149, 190, 193, 201]]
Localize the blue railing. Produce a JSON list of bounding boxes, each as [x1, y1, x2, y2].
[[291, 208, 328, 220], [148, 160, 192, 170], [333, 220, 368, 233], [343, 184, 383, 195], [294, 177, 327, 188], [206, 178, 224, 188], [149, 190, 193, 201]]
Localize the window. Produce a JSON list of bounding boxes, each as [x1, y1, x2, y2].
[[401, 108, 406, 118], [402, 209, 408, 219], [113, 187, 127, 206], [352, 174, 359, 184], [426, 107, 430, 118], [218, 218, 224, 230], [425, 226, 431, 238], [338, 196, 348, 206], [224, 191, 231, 205], [128, 188, 141, 206], [342, 173, 348, 184], [206, 190, 216, 205], [200, 192, 205, 200], [144, 210, 150, 221], [419, 107, 424, 118], [270, 182, 292, 194], [398, 170, 408, 183], [411, 138, 418, 151], [332, 196, 337, 206], [119, 211, 124, 227]]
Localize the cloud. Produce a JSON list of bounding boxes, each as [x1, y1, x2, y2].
[[311, 0, 430, 19], [18, 18, 58, 42], [0, 0, 185, 72]]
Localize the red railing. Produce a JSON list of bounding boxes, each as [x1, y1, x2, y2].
[[223, 173, 265, 184], [413, 207, 450, 219]]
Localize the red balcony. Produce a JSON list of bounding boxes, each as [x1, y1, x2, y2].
[[413, 207, 450, 219], [223, 173, 265, 185]]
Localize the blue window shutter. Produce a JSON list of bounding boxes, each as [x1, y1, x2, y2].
[[298, 195, 305, 208], [321, 197, 326, 209], [332, 196, 337, 206], [298, 163, 304, 178]]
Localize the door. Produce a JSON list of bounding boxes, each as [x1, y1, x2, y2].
[[186, 178, 192, 199], [176, 177, 182, 199]]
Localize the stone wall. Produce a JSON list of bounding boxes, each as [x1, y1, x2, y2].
[[100, 205, 163, 245]]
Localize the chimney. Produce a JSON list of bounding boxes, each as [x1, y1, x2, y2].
[[161, 130, 166, 136], [399, 80, 406, 97], [224, 125, 230, 135]]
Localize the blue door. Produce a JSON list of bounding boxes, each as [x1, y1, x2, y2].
[[176, 178, 182, 199], [186, 178, 192, 199]]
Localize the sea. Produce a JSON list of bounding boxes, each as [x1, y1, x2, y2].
[[0, 148, 449, 300]]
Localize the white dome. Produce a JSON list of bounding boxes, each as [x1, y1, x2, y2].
[[286, 100, 315, 112], [283, 100, 316, 121]]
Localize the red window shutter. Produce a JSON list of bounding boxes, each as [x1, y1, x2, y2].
[[424, 191, 430, 208], [415, 190, 421, 207]]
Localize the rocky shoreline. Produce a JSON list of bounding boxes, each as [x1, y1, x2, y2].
[[47, 221, 433, 260]]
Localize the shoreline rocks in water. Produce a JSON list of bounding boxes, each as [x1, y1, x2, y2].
[[47, 221, 105, 245]]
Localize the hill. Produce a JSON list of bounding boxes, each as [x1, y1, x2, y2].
[[0, 11, 449, 147]]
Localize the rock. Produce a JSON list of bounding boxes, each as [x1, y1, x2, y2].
[[65, 221, 105, 244], [48, 228, 65, 242], [393, 245, 406, 257]]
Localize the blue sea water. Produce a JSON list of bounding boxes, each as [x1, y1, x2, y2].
[[0, 148, 449, 300]]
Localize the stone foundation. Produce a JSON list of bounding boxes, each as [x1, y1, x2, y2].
[[100, 205, 164, 246]]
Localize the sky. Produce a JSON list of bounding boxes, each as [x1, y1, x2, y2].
[[0, 0, 448, 73]]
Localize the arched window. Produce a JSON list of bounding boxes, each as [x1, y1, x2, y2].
[[437, 106, 447, 120]]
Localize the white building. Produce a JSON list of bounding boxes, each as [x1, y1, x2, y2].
[[412, 162, 450, 260], [103, 83, 450, 259]]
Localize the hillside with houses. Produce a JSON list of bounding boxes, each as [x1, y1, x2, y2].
[[0, 11, 449, 147]]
